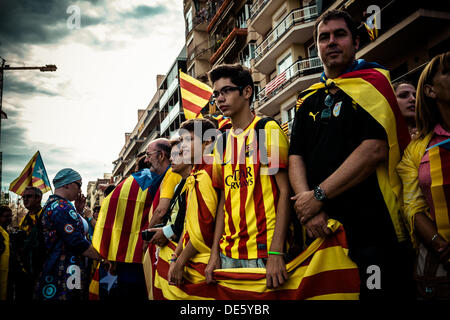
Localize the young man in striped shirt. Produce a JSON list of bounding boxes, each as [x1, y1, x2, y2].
[[205, 64, 291, 289]]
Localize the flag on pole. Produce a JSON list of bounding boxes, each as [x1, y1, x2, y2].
[[179, 70, 213, 119], [9, 151, 51, 196]]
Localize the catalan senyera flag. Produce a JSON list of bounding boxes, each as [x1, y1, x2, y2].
[[210, 113, 232, 131], [9, 151, 51, 196], [428, 138, 450, 241], [154, 219, 360, 300], [180, 70, 213, 119], [363, 15, 379, 41], [92, 171, 163, 264], [298, 59, 411, 242]]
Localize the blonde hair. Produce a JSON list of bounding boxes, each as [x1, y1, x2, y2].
[[416, 51, 450, 138]]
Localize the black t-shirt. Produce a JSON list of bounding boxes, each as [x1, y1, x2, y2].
[[289, 88, 398, 249]]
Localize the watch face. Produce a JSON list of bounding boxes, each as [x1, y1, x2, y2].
[[314, 187, 325, 201]]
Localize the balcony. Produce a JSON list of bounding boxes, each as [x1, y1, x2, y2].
[[207, 0, 233, 34], [254, 5, 318, 74], [356, 8, 450, 69], [159, 76, 179, 111], [249, 0, 286, 35], [160, 101, 181, 134], [209, 27, 248, 65], [257, 57, 323, 116]]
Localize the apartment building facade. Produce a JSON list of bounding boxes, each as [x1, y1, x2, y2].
[[184, 0, 449, 132], [110, 0, 448, 184]]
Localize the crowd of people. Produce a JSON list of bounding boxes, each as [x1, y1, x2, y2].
[[0, 10, 449, 301]]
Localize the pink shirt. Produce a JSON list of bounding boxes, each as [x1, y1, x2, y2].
[[418, 124, 450, 217]]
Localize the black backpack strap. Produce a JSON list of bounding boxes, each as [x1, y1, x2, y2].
[[255, 117, 283, 166], [215, 129, 229, 164]]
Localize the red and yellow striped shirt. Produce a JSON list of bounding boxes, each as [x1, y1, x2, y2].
[[213, 116, 289, 259]]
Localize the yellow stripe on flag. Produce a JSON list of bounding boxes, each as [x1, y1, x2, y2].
[[429, 146, 450, 240]]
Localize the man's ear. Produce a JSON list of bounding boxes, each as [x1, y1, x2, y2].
[[424, 84, 436, 99], [242, 85, 253, 100], [353, 35, 360, 51]]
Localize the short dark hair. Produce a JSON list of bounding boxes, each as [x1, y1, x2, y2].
[[0, 205, 12, 217], [208, 63, 254, 104], [24, 186, 43, 198], [179, 118, 217, 140], [313, 10, 358, 44]]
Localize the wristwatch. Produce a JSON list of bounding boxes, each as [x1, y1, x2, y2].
[[313, 185, 327, 202]]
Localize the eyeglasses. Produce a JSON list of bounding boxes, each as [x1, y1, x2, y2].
[[212, 86, 242, 99], [73, 181, 82, 188], [145, 150, 160, 158]]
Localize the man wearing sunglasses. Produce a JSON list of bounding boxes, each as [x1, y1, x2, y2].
[[35, 168, 110, 300], [288, 10, 413, 299]]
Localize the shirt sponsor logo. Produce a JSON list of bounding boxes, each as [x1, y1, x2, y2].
[[225, 167, 254, 189]]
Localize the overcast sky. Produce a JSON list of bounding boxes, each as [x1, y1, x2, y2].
[[0, 0, 185, 202]]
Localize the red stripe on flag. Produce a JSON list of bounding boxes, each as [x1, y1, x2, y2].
[[341, 68, 410, 152], [265, 71, 287, 95], [10, 165, 33, 193], [99, 182, 124, 258], [195, 180, 215, 248], [181, 98, 205, 114], [439, 147, 450, 224], [132, 187, 157, 263], [116, 179, 140, 262], [180, 77, 212, 101]]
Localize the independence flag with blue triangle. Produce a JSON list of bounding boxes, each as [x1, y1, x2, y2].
[[9, 151, 52, 195]]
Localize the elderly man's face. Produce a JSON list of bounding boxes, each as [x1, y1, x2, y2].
[[145, 143, 162, 174]]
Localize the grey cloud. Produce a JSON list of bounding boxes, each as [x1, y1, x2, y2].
[[3, 75, 59, 96], [121, 4, 168, 19]]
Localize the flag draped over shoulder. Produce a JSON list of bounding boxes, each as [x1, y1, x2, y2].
[[180, 70, 213, 120], [428, 139, 450, 240], [154, 219, 360, 300], [92, 171, 163, 263], [9, 151, 51, 195], [298, 59, 411, 242]]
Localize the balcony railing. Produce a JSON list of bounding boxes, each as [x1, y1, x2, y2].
[[160, 101, 180, 134], [209, 27, 247, 65], [250, 0, 270, 20], [254, 5, 318, 62], [159, 76, 179, 110], [258, 56, 323, 102]]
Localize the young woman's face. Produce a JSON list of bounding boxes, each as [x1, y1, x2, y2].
[[395, 83, 416, 120]]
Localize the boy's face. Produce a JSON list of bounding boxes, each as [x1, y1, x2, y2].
[[213, 77, 251, 118], [180, 131, 203, 165], [170, 143, 190, 173]]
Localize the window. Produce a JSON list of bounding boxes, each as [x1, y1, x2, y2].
[[239, 43, 255, 68], [236, 4, 250, 29], [186, 7, 193, 32], [277, 54, 292, 74], [308, 44, 318, 57]]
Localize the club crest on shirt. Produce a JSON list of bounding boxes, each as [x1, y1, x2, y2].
[[333, 101, 342, 117]]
